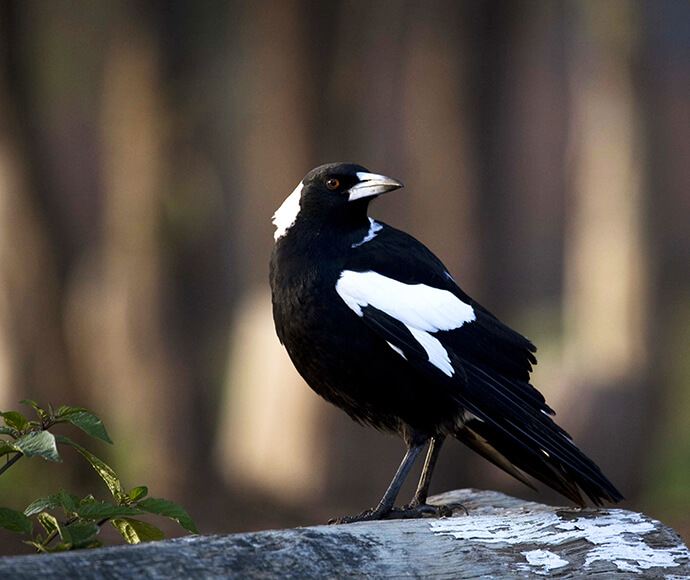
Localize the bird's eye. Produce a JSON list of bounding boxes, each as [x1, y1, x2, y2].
[[326, 178, 340, 190]]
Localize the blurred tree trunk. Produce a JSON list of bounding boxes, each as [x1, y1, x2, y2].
[[560, 0, 649, 501], [469, 1, 568, 316], [216, 0, 326, 503], [0, 2, 98, 413], [151, 0, 242, 493], [88, 17, 186, 493], [0, 52, 72, 414], [402, 1, 479, 286], [641, 0, 690, 531]]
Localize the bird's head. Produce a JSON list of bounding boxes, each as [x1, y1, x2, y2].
[[273, 163, 403, 241]]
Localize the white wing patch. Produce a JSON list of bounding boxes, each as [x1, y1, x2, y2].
[[351, 218, 383, 248], [272, 182, 303, 240], [386, 341, 407, 359], [407, 326, 454, 377], [335, 270, 476, 377]]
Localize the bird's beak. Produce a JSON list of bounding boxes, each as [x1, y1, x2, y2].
[[348, 172, 404, 202]]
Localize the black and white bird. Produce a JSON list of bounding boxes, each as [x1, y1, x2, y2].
[[269, 162, 623, 523]]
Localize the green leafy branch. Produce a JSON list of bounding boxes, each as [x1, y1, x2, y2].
[[0, 400, 197, 551]]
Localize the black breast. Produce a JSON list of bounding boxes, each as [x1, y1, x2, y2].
[[269, 238, 462, 440]]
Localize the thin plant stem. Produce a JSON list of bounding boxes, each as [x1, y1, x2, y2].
[[0, 452, 22, 476]]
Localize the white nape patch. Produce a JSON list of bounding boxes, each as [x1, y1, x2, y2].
[[352, 218, 383, 248], [386, 341, 407, 359], [335, 270, 475, 377], [272, 182, 303, 241], [430, 509, 690, 575]]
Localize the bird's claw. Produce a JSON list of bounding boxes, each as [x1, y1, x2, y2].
[[440, 502, 469, 516], [328, 508, 377, 525], [329, 502, 467, 524], [385, 504, 443, 519], [405, 495, 470, 516], [399, 502, 468, 518]]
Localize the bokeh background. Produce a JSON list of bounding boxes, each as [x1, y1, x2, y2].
[[1, 0, 689, 554]]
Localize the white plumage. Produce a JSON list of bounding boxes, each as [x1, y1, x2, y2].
[[335, 270, 476, 376], [272, 182, 303, 240]]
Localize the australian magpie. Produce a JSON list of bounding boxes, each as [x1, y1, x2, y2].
[[269, 162, 623, 523]]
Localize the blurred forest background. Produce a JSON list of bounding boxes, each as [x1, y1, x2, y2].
[[1, 0, 689, 554]]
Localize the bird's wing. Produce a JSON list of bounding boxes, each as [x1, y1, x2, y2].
[[339, 223, 623, 506], [342, 222, 540, 391]]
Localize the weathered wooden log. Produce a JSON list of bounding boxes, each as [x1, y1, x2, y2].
[[0, 489, 688, 578]]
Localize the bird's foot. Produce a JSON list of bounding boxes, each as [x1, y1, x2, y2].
[[328, 507, 386, 524], [329, 502, 466, 524], [403, 500, 469, 517], [385, 504, 447, 519]]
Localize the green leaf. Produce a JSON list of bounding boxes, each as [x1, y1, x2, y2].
[[20, 399, 48, 421], [37, 512, 60, 536], [13, 431, 61, 462], [0, 425, 17, 437], [77, 502, 144, 520], [54, 435, 122, 497], [35, 513, 99, 551], [54, 405, 89, 418], [129, 486, 148, 501], [59, 411, 113, 444], [24, 493, 63, 516], [0, 442, 19, 457], [59, 488, 76, 514], [61, 520, 100, 549], [1, 411, 28, 432], [137, 497, 198, 534], [110, 517, 165, 544], [78, 494, 98, 506], [24, 491, 83, 517], [0, 507, 33, 534]]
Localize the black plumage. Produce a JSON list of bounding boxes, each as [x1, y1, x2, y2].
[[269, 162, 623, 523]]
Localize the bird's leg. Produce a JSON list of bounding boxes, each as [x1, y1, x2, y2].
[[408, 435, 445, 508], [404, 435, 467, 517], [329, 442, 424, 524]]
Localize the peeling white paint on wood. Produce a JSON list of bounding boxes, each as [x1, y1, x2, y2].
[[429, 503, 690, 575], [519, 549, 569, 575]]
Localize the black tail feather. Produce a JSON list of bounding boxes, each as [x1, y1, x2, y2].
[[456, 415, 623, 507], [454, 362, 624, 506]]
